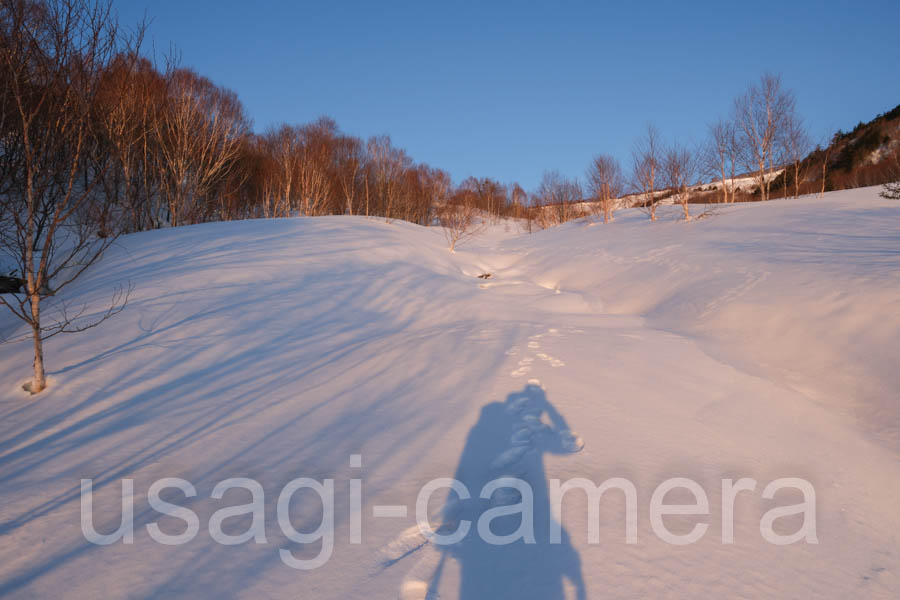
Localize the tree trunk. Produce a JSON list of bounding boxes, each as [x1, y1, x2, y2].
[[820, 152, 828, 198], [30, 299, 46, 394], [758, 160, 767, 201], [729, 162, 736, 203]]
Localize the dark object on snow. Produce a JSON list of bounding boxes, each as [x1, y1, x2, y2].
[[477, 273, 492, 279], [0, 275, 24, 294]]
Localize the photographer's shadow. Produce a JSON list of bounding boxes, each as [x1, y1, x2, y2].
[[432, 383, 586, 599]]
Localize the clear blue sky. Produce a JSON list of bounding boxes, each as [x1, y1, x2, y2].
[[118, 0, 900, 191]]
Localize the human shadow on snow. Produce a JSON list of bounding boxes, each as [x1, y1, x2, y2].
[[428, 383, 586, 599]]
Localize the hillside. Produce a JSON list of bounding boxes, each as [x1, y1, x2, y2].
[[1, 187, 899, 598], [764, 102, 900, 198], [829, 104, 900, 176]]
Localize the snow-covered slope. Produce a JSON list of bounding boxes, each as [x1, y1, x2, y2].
[[1, 186, 898, 599]]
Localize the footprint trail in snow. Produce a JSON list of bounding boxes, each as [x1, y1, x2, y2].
[[509, 327, 572, 377]]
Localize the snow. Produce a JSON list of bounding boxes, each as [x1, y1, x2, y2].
[[690, 170, 784, 193], [1, 186, 899, 598]]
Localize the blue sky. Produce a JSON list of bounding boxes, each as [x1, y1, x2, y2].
[[118, 0, 900, 190]]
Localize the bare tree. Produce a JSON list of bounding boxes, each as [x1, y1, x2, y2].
[[423, 167, 451, 224], [477, 177, 506, 224], [631, 124, 663, 220], [818, 141, 832, 199], [239, 135, 278, 218], [366, 135, 410, 221], [154, 66, 248, 226], [585, 154, 623, 224], [126, 61, 168, 229], [262, 124, 301, 217], [505, 182, 533, 232], [296, 116, 337, 216], [536, 170, 582, 225], [705, 118, 739, 203], [734, 73, 795, 201], [510, 182, 527, 212], [439, 190, 484, 252], [0, 0, 137, 393], [780, 111, 812, 199], [333, 134, 364, 215], [663, 141, 696, 220], [458, 176, 507, 223], [92, 56, 164, 232]]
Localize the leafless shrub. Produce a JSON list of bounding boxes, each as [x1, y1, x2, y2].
[[438, 196, 484, 252]]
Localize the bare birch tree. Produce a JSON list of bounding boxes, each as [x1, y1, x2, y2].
[[155, 66, 248, 226], [663, 141, 696, 220], [334, 134, 364, 215], [366, 135, 410, 221], [631, 124, 662, 220], [586, 154, 623, 223], [734, 73, 794, 201], [0, 0, 136, 393], [92, 56, 162, 232], [508, 183, 532, 232], [296, 117, 336, 216], [705, 118, 739, 203], [536, 170, 582, 225], [262, 124, 301, 217]]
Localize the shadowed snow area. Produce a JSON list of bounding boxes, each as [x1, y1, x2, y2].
[[1, 186, 898, 598]]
